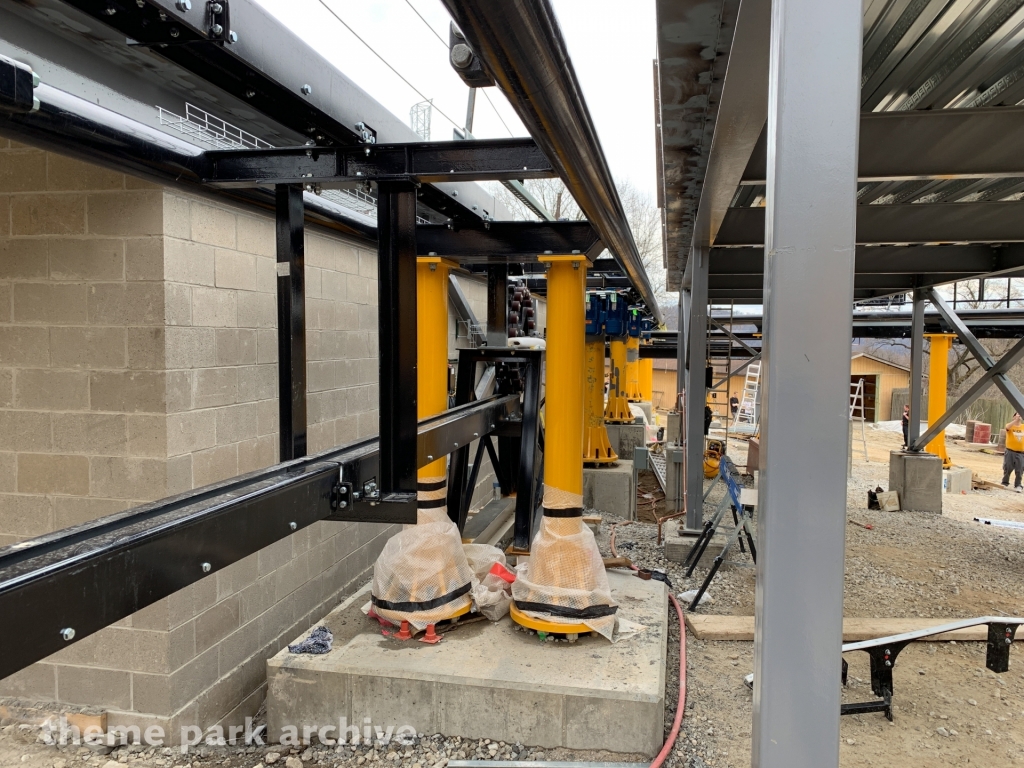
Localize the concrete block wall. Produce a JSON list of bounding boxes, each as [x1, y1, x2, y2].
[[0, 141, 397, 737]]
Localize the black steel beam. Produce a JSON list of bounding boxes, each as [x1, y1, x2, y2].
[[440, 0, 664, 322], [205, 139, 553, 187], [376, 183, 418, 514], [52, 0, 496, 224], [0, 392, 521, 681], [417, 221, 601, 261], [742, 106, 1024, 183], [715, 202, 1024, 247], [276, 185, 307, 461]]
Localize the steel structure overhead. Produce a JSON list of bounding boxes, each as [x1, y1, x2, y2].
[[714, 202, 1024, 248], [439, 0, 664, 323], [204, 138, 554, 187], [7, 0, 499, 225], [421, 221, 604, 263], [741, 106, 1024, 183]]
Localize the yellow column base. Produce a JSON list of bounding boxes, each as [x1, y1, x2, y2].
[[604, 395, 633, 423], [584, 424, 618, 464], [510, 602, 590, 635]]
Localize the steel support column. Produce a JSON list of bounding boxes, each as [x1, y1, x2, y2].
[[684, 246, 709, 531], [908, 287, 926, 447], [752, 0, 861, 765], [376, 182, 419, 512], [275, 184, 307, 461], [676, 288, 689, 408]]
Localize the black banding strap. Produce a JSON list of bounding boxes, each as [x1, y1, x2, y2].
[[371, 582, 472, 613], [417, 496, 448, 509], [542, 507, 584, 518], [417, 479, 447, 492], [514, 601, 618, 619]]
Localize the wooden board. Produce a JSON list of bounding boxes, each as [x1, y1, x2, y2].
[[684, 614, 1004, 642]]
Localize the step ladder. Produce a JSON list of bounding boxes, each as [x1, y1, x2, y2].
[[736, 361, 760, 427], [850, 378, 869, 462]]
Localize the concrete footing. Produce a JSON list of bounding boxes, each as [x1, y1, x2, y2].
[[634, 401, 653, 423], [584, 460, 635, 518], [889, 450, 942, 512], [266, 570, 668, 756], [605, 423, 646, 458], [942, 466, 972, 494], [664, 531, 725, 567]]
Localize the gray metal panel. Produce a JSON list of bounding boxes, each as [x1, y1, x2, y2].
[[742, 106, 1024, 182], [715, 201, 1024, 246], [752, 0, 861, 765]]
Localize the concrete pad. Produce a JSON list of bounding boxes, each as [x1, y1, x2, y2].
[[584, 460, 635, 519], [605, 423, 646, 458], [266, 571, 668, 756], [663, 532, 724, 565], [889, 450, 942, 512], [634, 401, 653, 422]]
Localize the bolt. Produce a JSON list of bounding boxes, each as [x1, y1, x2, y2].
[[201, 562, 211, 573], [301, 84, 313, 96], [210, 2, 223, 12], [176, 0, 191, 9], [454, 443, 459, 448], [451, 43, 474, 69], [245, 89, 256, 99], [170, 27, 180, 38], [473, 432, 479, 438], [210, 23, 224, 35], [1007, 637, 1013, 645], [339, 501, 347, 510], [427, 455, 434, 461], [228, 31, 238, 43], [60, 628, 75, 642], [104, 6, 117, 15], [885, 660, 892, 667], [289, 521, 297, 531]]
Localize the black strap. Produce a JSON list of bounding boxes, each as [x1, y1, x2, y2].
[[372, 582, 471, 613], [515, 600, 618, 619], [417, 479, 447, 492], [543, 507, 583, 518], [417, 496, 448, 509]]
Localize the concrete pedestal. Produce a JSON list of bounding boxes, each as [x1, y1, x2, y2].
[[584, 459, 635, 518], [664, 531, 726, 567], [889, 451, 943, 512], [634, 401, 653, 423], [266, 571, 668, 756], [606, 423, 646, 458]]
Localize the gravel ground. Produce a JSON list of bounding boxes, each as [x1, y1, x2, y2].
[[2, 429, 1023, 768]]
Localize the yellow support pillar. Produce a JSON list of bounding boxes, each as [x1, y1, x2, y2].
[[639, 357, 654, 402], [925, 333, 953, 467], [369, 257, 474, 630], [584, 336, 617, 464], [512, 254, 617, 638], [625, 335, 643, 401], [604, 338, 633, 422]]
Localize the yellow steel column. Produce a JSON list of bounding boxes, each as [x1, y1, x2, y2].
[[511, 254, 617, 637], [584, 336, 617, 464], [625, 335, 643, 401], [417, 257, 452, 482], [925, 333, 953, 467], [371, 256, 473, 631], [639, 357, 654, 402], [604, 338, 633, 422]]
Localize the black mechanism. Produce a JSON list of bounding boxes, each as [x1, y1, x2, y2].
[[447, 348, 543, 551], [0, 52, 39, 114]]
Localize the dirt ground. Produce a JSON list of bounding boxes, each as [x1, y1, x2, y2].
[[2, 424, 1023, 768]]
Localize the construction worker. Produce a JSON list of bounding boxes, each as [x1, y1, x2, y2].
[[901, 404, 910, 449], [1002, 412, 1024, 492]]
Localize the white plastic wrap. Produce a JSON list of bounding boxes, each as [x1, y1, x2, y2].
[[371, 504, 474, 631], [511, 515, 617, 640], [464, 543, 515, 621]]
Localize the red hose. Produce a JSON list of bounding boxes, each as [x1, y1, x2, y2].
[[610, 523, 687, 768]]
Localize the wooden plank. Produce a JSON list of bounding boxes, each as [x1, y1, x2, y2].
[[684, 614, 1007, 642]]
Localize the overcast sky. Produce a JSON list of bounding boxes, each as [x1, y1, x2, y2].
[[254, 0, 659, 203]]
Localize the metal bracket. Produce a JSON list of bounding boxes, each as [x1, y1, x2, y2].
[[208, 1, 233, 43], [354, 121, 377, 144]]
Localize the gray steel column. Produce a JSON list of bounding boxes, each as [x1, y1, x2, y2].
[[908, 287, 926, 448], [676, 287, 690, 406], [684, 246, 709, 531], [752, 0, 861, 765]]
